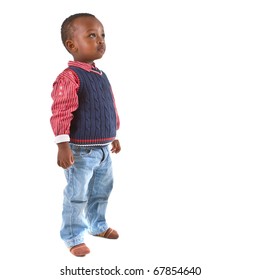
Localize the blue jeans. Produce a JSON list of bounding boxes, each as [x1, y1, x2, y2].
[[60, 144, 113, 247]]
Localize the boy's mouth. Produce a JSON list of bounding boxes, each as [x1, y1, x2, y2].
[[97, 46, 105, 53]]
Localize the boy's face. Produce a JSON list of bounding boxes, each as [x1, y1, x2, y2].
[[66, 16, 106, 63]]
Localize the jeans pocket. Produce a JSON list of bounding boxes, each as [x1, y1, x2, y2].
[[71, 145, 93, 158], [81, 148, 92, 156]]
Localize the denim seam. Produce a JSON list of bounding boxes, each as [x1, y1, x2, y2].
[[69, 167, 75, 239], [86, 169, 96, 232]]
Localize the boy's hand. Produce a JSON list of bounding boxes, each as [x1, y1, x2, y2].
[[111, 139, 121, 154], [57, 142, 74, 169]]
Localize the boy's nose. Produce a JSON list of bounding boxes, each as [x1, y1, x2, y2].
[[97, 36, 104, 44]]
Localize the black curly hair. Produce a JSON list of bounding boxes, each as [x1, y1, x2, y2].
[[61, 13, 96, 47]]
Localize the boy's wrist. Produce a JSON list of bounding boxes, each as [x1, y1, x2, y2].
[[57, 142, 70, 150]]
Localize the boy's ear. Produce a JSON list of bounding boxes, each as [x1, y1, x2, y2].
[[65, 40, 77, 53]]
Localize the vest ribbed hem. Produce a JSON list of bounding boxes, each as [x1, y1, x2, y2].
[[70, 137, 115, 145]]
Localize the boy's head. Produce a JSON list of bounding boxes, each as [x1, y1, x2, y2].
[[61, 13, 106, 63]]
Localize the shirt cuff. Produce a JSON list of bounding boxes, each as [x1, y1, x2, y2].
[[115, 130, 120, 139], [54, 134, 70, 144]]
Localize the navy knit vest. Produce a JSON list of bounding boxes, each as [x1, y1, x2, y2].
[[69, 66, 117, 145]]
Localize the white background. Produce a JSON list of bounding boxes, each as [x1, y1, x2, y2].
[[1, 0, 260, 279]]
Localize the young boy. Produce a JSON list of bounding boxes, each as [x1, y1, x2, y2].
[[50, 13, 121, 257]]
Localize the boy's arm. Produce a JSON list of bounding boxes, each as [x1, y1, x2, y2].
[[50, 69, 79, 168], [50, 69, 79, 143], [109, 85, 121, 154]]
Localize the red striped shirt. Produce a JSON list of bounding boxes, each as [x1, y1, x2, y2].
[[50, 61, 120, 143]]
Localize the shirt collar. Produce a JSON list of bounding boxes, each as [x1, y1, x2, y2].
[[68, 61, 102, 75]]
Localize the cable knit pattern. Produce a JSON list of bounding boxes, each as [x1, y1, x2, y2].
[[69, 66, 117, 145]]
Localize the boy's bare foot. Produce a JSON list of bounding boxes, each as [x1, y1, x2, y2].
[[95, 228, 119, 239], [70, 243, 90, 257]]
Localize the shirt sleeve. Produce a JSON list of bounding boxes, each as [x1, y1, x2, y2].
[[110, 86, 120, 131], [50, 69, 79, 143]]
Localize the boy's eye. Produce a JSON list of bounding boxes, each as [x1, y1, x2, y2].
[[89, 33, 96, 38]]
